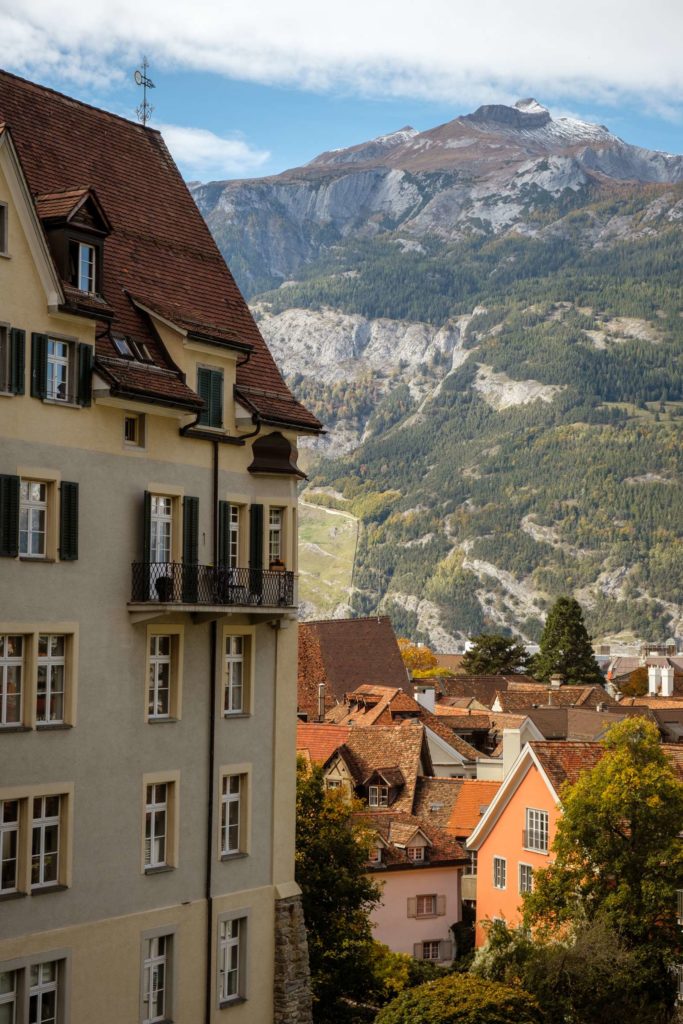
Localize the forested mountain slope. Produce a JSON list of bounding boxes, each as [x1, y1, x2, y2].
[[192, 101, 683, 647]]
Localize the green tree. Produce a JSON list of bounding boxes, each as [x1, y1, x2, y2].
[[374, 973, 543, 1024], [295, 758, 382, 1023], [462, 634, 529, 675], [531, 596, 603, 685], [523, 718, 683, 1005]]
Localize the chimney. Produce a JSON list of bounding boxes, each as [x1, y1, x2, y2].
[[414, 683, 436, 714], [550, 675, 562, 690], [661, 665, 674, 698], [317, 682, 326, 721], [503, 728, 522, 777], [648, 665, 661, 696]]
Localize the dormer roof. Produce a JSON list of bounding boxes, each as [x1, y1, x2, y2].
[[35, 185, 112, 233]]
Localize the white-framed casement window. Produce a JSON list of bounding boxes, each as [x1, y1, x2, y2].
[[76, 242, 96, 294], [0, 957, 68, 1024], [406, 845, 425, 862], [19, 480, 48, 558], [31, 796, 61, 889], [148, 635, 171, 720], [368, 785, 388, 808], [217, 912, 249, 1006], [228, 504, 240, 568], [142, 934, 172, 1024], [0, 798, 19, 895], [29, 960, 59, 1024], [150, 495, 173, 565], [36, 634, 65, 725], [493, 856, 507, 890], [416, 894, 436, 917], [519, 863, 534, 894], [468, 850, 478, 876], [326, 779, 342, 791], [268, 507, 283, 565], [524, 808, 549, 853], [422, 941, 441, 961], [220, 774, 243, 857], [145, 783, 168, 870], [368, 845, 382, 865], [0, 968, 17, 1021], [0, 634, 23, 727], [224, 635, 245, 715], [46, 339, 71, 402]]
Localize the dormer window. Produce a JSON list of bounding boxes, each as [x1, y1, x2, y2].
[[368, 785, 389, 808], [406, 845, 425, 862], [368, 846, 382, 864], [76, 241, 95, 293]]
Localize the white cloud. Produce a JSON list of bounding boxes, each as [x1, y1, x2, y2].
[[1, 0, 682, 113], [158, 123, 270, 178]]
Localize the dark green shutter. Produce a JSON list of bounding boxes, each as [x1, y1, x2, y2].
[[197, 368, 211, 426], [31, 333, 48, 399], [9, 329, 25, 395], [59, 481, 79, 560], [182, 496, 199, 602], [138, 491, 152, 602], [218, 501, 231, 566], [0, 475, 20, 557], [77, 344, 93, 407], [209, 369, 223, 427], [197, 367, 223, 427], [142, 491, 152, 563], [249, 503, 264, 601]]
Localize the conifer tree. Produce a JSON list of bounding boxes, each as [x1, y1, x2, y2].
[[532, 596, 603, 685]]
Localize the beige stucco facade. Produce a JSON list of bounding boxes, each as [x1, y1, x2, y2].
[[0, 123, 306, 1022]]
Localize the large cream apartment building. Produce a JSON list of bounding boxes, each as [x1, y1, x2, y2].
[[0, 70, 320, 1024]]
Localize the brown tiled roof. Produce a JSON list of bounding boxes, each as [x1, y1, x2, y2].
[[296, 723, 352, 765], [34, 186, 92, 221], [621, 696, 683, 709], [417, 708, 481, 760], [434, 654, 467, 674], [526, 706, 639, 741], [493, 686, 613, 712], [0, 70, 321, 429], [355, 810, 466, 867], [341, 723, 431, 813], [436, 675, 539, 707], [529, 741, 607, 792], [298, 617, 410, 710], [412, 777, 502, 839]]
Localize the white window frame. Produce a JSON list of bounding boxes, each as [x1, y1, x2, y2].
[[142, 934, 171, 1024], [77, 242, 96, 294], [217, 911, 249, 1006], [0, 634, 23, 727], [406, 845, 425, 862], [224, 635, 244, 715], [150, 495, 173, 565], [422, 940, 440, 961], [0, 799, 19, 895], [220, 774, 242, 857], [36, 634, 66, 725], [468, 850, 478, 876], [19, 480, 48, 558], [493, 856, 507, 890], [46, 338, 71, 402], [0, 968, 16, 1021], [525, 808, 549, 853], [144, 784, 168, 870], [228, 504, 240, 568], [31, 796, 60, 889], [148, 635, 172, 720], [519, 863, 533, 894], [368, 784, 388, 808], [268, 507, 283, 565], [368, 845, 382, 864], [29, 960, 59, 1024], [416, 894, 437, 917]]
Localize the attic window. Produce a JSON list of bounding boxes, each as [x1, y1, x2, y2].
[[112, 336, 153, 363], [368, 785, 389, 808], [68, 240, 97, 294], [368, 846, 382, 864], [406, 846, 425, 862], [113, 336, 133, 357]]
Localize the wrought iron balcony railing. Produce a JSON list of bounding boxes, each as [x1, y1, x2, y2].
[[131, 562, 295, 608]]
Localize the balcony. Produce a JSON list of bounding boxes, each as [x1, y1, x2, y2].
[[129, 562, 295, 617]]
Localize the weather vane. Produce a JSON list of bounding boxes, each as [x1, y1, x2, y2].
[[134, 57, 155, 126]]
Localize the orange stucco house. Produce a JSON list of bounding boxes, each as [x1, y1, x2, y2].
[[466, 741, 603, 946]]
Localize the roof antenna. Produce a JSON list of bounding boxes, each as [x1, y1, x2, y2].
[[134, 56, 155, 126]]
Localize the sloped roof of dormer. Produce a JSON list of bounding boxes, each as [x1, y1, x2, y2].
[[35, 185, 112, 233]]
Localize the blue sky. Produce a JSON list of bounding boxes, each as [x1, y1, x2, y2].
[[1, 0, 682, 181]]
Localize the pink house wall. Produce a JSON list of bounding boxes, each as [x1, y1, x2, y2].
[[369, 865, 461, 956], [475, 764, 559, 946]]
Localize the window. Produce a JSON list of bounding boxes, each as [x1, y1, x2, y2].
[[416, 894, 436, 917], [77, 242, 95, 293], [368, 785, 388, 808], [519, 863, 533, 894], [368, 845, 382, 865], [326, 779, 342, 791], [37, 635, 65, 725], [218, 915, 247, 1005], [0, 203, 7, 255], [19, 481, 47, 558], [0, 635, 23, 726], [468, 850, 477, 876], [422, 941, 440, 961], [0, 969, 16, 1022], [406, 845, 425, 862], [46, 339, 70, 402], [197, 366, 223, 429], [145, 784, 168, 870], [268, 508, 283, 565], [524, 809, 549, 853], [31, 796, 60, 889], [0, 959, 67, 1024], [150, 496, 173, 565], [124, 414, 145, 448], [220, 775, 243, 857], [142, 935, 171, 1024], [29, 961, 59, 1024], [493, 856, 507, 890], [224, 635, 244, 715], [148, 635, 171, 720], [0, 800, 19, 895], [228, 504, 239, 568]]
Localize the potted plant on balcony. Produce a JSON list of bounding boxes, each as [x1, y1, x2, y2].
[[155, 575, 174, 602]]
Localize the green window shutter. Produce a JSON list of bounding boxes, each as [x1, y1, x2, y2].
[[77, 344, 93, 407], [197, 367, 223, 427], [31, 333, 48, 399], [218, 500, 231, 566], [249, 504, 263, 569], [59, 481, 79, 560], [182, 496, 199, 603], [142, 491, 152, 562], [0, 475, 20, 557], [9, 329, 25, 395]]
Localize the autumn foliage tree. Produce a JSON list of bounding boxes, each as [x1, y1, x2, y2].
[[398, 638, 437, 673]]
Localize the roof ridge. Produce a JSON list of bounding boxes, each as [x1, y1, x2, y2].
[[0, 68, 161, 136]]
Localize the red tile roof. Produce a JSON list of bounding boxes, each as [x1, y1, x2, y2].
[[355, 810, 467, 867], [529, 741, 608, 792], [412, 777, 502, 838], [0, 70, 321, 429], [296, 723, 352, 765], [494, 686, 613, 712], [341, 723, 431, 813]]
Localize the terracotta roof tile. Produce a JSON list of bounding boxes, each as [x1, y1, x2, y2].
[[341, 724, 431, 813], [494, 686, 613, 712], [296, 723, 352, 765], [0, 70, 321, 429], [355, 810, 467, 866], [448, 780, 503, 837]]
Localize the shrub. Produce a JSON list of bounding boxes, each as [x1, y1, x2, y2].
[[374, 973, 543, 1024]]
